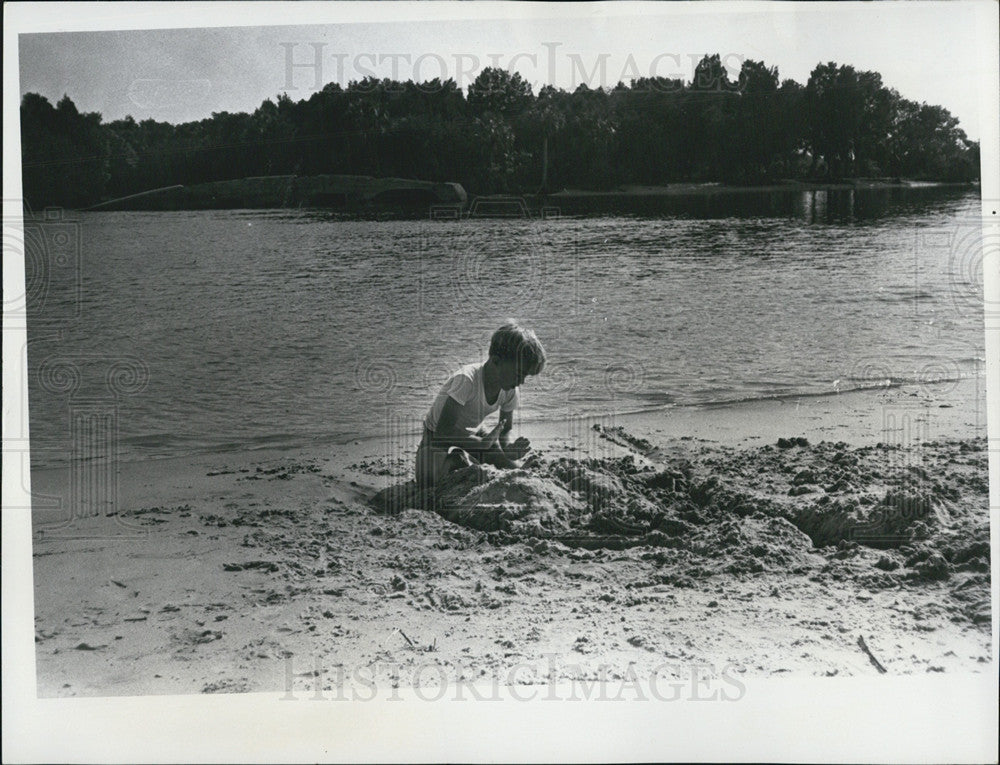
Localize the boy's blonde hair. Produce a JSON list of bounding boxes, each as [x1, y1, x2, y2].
[[489, 320, 546, 375]]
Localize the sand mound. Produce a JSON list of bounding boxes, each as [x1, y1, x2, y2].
[[434, 464, 582, 535], [369, 450, 820, 573], [791, 490, 946, 549], [367, 432, 989, 591]]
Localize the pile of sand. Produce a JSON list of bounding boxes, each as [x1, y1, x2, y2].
[[369, 431, 989, 602]]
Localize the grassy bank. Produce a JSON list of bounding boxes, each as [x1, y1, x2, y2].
[[86, 174, 467, 212]]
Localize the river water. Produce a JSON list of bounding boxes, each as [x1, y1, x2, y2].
[[23, 186, 986, 468]]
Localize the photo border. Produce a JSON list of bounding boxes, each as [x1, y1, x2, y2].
[[4, 2, 998, 762]]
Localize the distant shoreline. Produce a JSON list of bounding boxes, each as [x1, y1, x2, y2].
[[540, 179, 978, 197], [69, 176, 978, 214]]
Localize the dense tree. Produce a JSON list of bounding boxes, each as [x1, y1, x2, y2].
[[517, 85, 566, 193], [609, 77, 686, 183], [20, 93, 107, 207], [467, 67, 533, 118], [686, 55, 739, 180], [734, 60, 780, 183], [19, 56, 979, 209]]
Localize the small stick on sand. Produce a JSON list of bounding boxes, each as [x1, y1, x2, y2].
[[398, 629, 416, 648], [857, 635, 888, 674]]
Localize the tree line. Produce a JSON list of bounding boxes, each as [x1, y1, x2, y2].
[[20, 55, 980, 209]]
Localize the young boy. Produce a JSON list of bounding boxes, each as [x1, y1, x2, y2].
[[416, 320, 546, 489]]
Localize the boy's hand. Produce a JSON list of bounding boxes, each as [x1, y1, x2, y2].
[[482, 421, 505, 448], [507, 436, 531, 460]]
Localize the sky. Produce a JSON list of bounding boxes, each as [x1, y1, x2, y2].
[[15, 2, 993, 141]]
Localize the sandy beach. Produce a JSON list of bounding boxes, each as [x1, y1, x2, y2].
[[26, 372, 992, 699]]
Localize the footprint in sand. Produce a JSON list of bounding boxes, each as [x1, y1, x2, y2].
[[35, 627, 59, 643], [174, 628, 223, 648], [74, 642, 108, 651], [202, 678, 252, 693], [223, 561, 279, 572]]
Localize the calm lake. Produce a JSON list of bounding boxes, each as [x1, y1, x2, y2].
[[24, 186, 985, 468]]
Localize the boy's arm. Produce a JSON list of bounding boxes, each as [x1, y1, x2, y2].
[[498, 407, 532, 462], [433, 398, 519, 468], [431, 397, 496, 452], [498, 408, 514, 447]]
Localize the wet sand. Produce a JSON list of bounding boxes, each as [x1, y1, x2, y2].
[[29, 375, 992, 697]]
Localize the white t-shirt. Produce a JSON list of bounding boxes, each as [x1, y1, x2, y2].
[[423, 362, 519, 433]]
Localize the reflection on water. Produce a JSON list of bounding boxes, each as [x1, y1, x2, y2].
[[544, 184, 971, 223], [24, 185, 984, 467]]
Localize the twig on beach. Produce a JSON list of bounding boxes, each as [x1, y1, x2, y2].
[[857, 635, 888, 674], [398, 629, 416, 648]]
